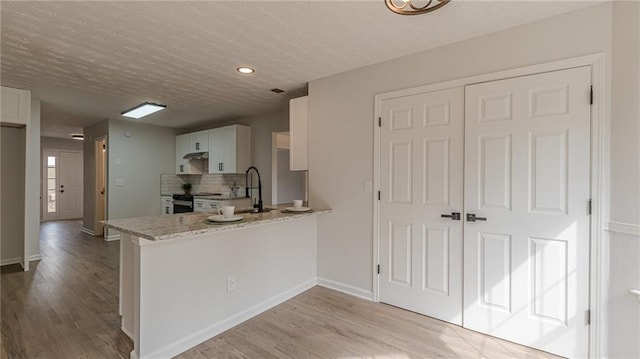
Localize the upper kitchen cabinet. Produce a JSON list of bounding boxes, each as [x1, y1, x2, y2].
[[175, 133, 204, 174], [188, 130, 209, 152], [1, 86, 30, 125], [289, 96, 308, 171], [208, 125, 251, 174]]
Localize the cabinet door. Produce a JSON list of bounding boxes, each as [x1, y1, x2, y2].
[[192, 131, 209, 152], [220, 126, 236, 173], [289, 96, 308, 170], [208, 129, 226, 174], [175, 134, 190, 174]]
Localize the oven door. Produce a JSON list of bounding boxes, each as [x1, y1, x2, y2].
[[173, 199, 193, 213]]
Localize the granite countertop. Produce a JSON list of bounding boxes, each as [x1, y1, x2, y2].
[[103, 204, 331, 241]]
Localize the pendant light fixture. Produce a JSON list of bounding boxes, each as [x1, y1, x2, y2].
[[385, 0, 450, 15]]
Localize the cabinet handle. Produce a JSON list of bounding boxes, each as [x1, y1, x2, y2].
[[219, 163, 223, 171], [180, 165, 184, 172], [196, 142, 200, 150]]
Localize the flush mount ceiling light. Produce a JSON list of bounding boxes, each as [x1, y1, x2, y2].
[[237, 67, 255, 74], [71, 133, 84, 140], [121, 102, 167, 119], [385, 0, 450, 15]]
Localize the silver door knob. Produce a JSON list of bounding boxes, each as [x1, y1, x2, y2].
[[466, 213, 487, 222]]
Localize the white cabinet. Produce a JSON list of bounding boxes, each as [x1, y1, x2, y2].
[[175, 134, 204, 175], [289, 96, 308, 171], [1, 86, 30, 125], [161, 196, 173, 215], [188, 130, 209, 152], [208, 125, 251, 174]]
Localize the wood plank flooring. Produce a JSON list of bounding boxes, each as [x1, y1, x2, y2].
[[2, 220, 561, 359]]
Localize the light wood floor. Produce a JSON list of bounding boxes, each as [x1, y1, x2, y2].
[[2, 220, 561, 359]]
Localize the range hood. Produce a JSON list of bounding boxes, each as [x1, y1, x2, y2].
[[183, 152, 209, 160]]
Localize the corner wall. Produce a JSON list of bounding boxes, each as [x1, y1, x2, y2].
[[107, 119, 176, 221]]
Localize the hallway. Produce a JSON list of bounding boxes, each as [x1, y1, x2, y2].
[[1, 220, 133, 358]]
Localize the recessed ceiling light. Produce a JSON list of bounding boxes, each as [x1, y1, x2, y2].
[[121, 102, 167, 119], [237, 67, 255, 74], [71, 134, 84, 140]]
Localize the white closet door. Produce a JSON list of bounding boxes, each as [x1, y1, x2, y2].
[[379, 87, 464, 324], [463, 67, 591, 358]]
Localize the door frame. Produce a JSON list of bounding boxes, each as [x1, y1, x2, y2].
[[94, 136, 107, 236], [373, 53, 608, 358]]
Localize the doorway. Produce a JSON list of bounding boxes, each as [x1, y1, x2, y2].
[[271, 132, 306, 205], [94, 137, 107, 236], [41, 150, 83, 221], [377, 66, 592, 358]]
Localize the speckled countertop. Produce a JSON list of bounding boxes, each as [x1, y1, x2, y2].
[[103, 204, 331, 241], [160, 193, 247, 200]]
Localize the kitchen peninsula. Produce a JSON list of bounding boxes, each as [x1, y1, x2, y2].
[[104, 205, 330, 359]]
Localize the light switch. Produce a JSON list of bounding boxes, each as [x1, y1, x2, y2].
[[115, 178, 125, 186], [364, 180, 373, 193]]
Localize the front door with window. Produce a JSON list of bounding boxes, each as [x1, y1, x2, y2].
[[43, 150, 83, 221]]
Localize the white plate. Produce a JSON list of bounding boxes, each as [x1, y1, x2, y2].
[[284, 207, 312, 213], [207, 215, 243, 223]]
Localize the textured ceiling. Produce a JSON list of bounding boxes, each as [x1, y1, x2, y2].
[[1, 1, 602, 138]]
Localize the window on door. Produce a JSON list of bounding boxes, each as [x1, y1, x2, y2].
[[47, 155, 56, 213]]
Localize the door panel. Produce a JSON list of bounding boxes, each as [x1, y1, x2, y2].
[[59, 151, 83, 220], [463, 66, 591, 358], [379, 87, 464, 325]]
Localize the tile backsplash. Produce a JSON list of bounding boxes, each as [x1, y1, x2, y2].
[[161, 173, 246, 197]]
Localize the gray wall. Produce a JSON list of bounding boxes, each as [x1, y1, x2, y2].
[[41, 136, 84, 152], [27, 98, 40, 259], [308, 2, 638, 357], [1, 126, 26, 263], [82, 120, 108, 234], [108, 119, 176, 220], [608, 2, 640, 358]]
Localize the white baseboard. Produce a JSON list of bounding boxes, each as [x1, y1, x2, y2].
[[142, 278, 317, 359], [81, 227, 96, 236], [1, 254, 42, 266], [105, 234, 121, 241], [317, 277, 373, 301], [121, 326, 134, 340], [605, 221, 640, 237]]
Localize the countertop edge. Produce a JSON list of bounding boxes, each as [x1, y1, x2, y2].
[[104, 208, 331, 242]]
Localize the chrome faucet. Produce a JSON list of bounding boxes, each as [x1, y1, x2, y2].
[[245, 166, 264, 213]]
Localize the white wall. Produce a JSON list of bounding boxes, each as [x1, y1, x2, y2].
[[27, 98, 40, 259], [108, 119, 176, 220], [607, 2, 640, 358], [1, 126, 26, 264], [41, 136, 84, 152], [308, 2, 638, 357]]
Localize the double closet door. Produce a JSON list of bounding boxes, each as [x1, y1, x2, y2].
[[379, 67, 591, 358]]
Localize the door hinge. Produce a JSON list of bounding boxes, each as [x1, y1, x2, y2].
[[590, 86, 593, 105], [377, 264, 380, 274], [586, 309, 591, 325], [378, 117, 381, 127], [588, 199, 592, 215], [378, 191, 381, 201]]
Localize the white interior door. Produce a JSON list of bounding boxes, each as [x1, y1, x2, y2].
[[379, 87, 464, 324], [58, 151, 83, 220], [463, 67, 591, 358]]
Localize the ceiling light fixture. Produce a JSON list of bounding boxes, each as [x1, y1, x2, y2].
[[121, 102, 166, 119], [71, 133, 84, 140], [237, 67, 255, 74], [385, 0, 450, 15]]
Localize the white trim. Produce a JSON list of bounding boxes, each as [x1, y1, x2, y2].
[[317, 277, 373, 301], [140, 279, 316, 359], [81, 227, 96, 236], [121, 326, 134, 340], [105, 233, 121, 241], [604, 221, 640, 237], [1, 254, 42, 266], [373, 53, 608, 359]]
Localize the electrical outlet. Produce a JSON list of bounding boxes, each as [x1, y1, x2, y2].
[[227, 276, 236, 293]]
